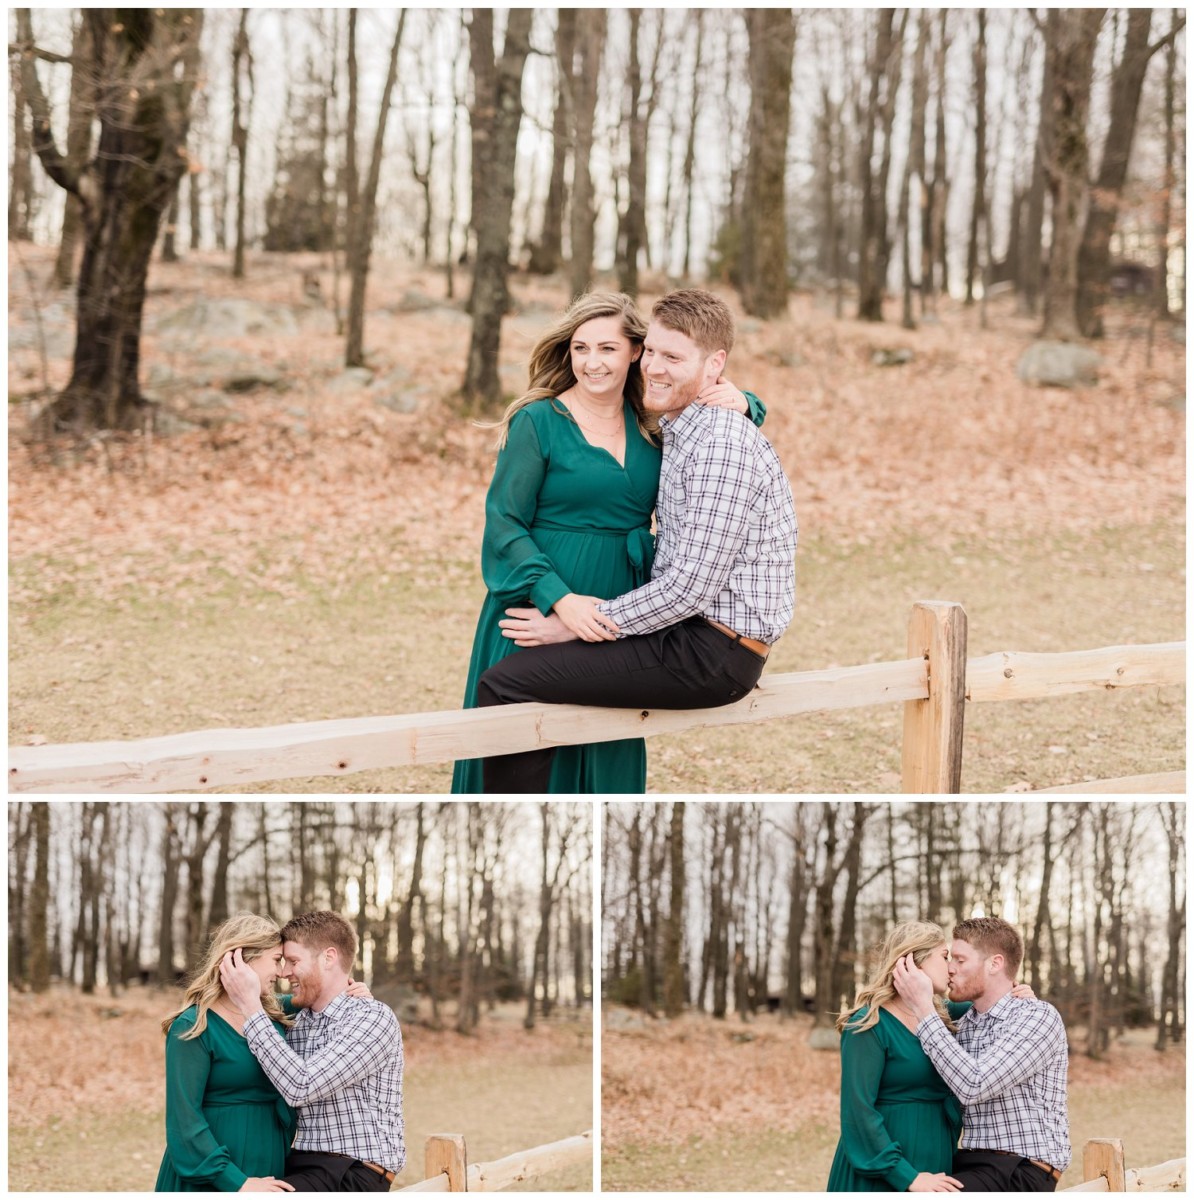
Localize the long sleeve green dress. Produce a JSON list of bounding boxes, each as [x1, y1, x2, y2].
[[154, 1006, 296, 1192], [825, 1003, 970, 1192], [451, 393, 765, 794]]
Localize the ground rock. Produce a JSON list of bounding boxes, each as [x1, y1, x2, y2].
[[604, 1008, 649, 1032], [808, 1025, 841, 1051], [156, 297, 300, 340], [369, 368, 423, 414], [326, 367, 375, 395], [1017, 341, 1101, 388], [873, 347, 915, 367]]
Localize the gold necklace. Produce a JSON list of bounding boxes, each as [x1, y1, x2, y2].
[[569, 396, 624, 429]]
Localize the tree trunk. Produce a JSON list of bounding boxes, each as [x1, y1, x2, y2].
[[528, 11, 576, 276], [929, 11, 952, 307], [345, 11, 405, 367], [15, 8, 205, 434], [568, 11, 606, 301], [396, 803, 426, 982], [1155, 13, 1179, 319], [207, 804, 234, 931], [965, 10, 988, 305], [1040, 9, 1105, 341], [29, 803, 51, 992], [616, 9, 647, 297], [900, 14, 930, 329], [662, 802, 686, 1016], [54, 15, 95, 287], [9, 70, 35, 241], [857, 10, 906, 321], [681, 13, 705, 281], [461, 8, 533, 410], [230, 8, 253, 279], [161, 190, 180, 262], [783, 810, 810, 1016], [1077, 11, 1174, 337], [740, 8, 796, 317]]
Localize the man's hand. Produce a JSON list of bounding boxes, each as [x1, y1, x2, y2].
[[695, 375, 748, 414], [908, 1172, 963, 1192], [219, 949, 266, 1018], [499, 608, 581, 647], [550, 593, 619, 642], [891, 952, 936, 1020], [239, 1178, 295, 1192]]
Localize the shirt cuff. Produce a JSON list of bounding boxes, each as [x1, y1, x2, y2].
[[889, 1158, 919, 1192], [530, 573, 570, 615], [215, 1161, 249, 1192], [243, 1010, 274, 1049]]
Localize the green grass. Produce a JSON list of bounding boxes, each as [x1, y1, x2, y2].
[[9, 520, 1183, 793]]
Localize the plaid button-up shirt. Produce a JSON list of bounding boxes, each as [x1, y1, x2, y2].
[[601, 403, 797, 643], [917, 993, 1071, 1171], [245, 992, 405, 1173]]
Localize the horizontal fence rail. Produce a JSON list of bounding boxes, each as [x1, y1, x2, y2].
[[7, 658, 928, 793], [1060, 1139, 1185, 1192], [8, 600, 1184, 794], [399, 1131, 592, 1193]]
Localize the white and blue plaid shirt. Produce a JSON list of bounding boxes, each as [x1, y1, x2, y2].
[[244, 992, 405, 1173], [917, 993, 1071, 1171], [601, 403, 797, 643]]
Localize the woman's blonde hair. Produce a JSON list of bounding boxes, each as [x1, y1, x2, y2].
[[836, 920, 956, 1034], [161, 913, 292, 1040], [488, 291, 651, 449]]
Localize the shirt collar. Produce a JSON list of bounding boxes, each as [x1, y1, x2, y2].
[[659, 401, 707, 439], [304, 989, 352, 1023], [967, 991, 1017, 1023]]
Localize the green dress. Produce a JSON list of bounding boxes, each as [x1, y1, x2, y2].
[[826, 1004, 969, 1192], [451, 393, 765, 794], [155, 1006, 297, 1192]]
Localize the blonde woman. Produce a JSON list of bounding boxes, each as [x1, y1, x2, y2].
[[451, 290, 764, 794], [826, 921, 1034, 1193], [154, 914, 368, 1193]]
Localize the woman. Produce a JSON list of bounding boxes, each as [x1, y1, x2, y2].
[[155, 914, 297, 1192], [827, 922, 967, 1193], [451, 291, 765, 793]]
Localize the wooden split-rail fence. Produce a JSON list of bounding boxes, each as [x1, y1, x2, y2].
[[396, 1131, 591, 1192], [1061, 1138, 1185, 1192], [8, 601, 1184, 793]]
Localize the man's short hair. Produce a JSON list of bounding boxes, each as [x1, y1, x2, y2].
[[953, 916, 1023, 978], [651, 288, 735, 356], [281, 910, 357, 972]]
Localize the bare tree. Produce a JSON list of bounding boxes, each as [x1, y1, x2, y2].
[[345, 10, 406, 367], [568, 10, 606, 300], [1039, 9, 1105, 341], [230, 8, 253, 279], [857, 9, 906, 321], [740, 8, 797, 317], [1077, 11, 1185, 337], [461, 8, 533, 410], [53, 15, 94, 286], [13, 8, 205, 433], [527, 10, 576, 277]]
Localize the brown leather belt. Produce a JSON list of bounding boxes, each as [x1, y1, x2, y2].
[[703, 617, 770, 658], [320, 1152, 397, 1183], [971, 1148, 1062, 1183]]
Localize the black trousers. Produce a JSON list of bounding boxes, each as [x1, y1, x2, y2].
[[951, 1150, 1059, 1192], [477, 618, 767, 793], [283, 1151, 393, 1192]]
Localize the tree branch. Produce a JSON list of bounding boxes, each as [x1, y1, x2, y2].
[[12, 10, 82, 197], [7, 40, 75, 65], [1147, 16, 1186, 58]]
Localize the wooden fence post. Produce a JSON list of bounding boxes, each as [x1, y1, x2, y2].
[[1083, 1139, 1126, 1191], [425, 1134, 468, 1191], [901, 601, 967, 793]]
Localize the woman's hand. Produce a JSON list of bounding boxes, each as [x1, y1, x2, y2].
[[239, 1178, 295, 1192], [550, 593, 620, 642], [345, 979, 373, 1000], [1010, 982, 1036, 1000], [908, 1172, 963, 1192], [695, 375, 748, 414]]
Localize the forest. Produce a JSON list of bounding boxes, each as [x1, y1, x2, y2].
[[8, 7, 1186, 433], [8, 801, 593, 1033], [602, 801, 1185, 1057]]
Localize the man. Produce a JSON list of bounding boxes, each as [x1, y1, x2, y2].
[[221, 910, 404, 1192], [478, 288, 798, 792], [893, 916, 1070, 1192]]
